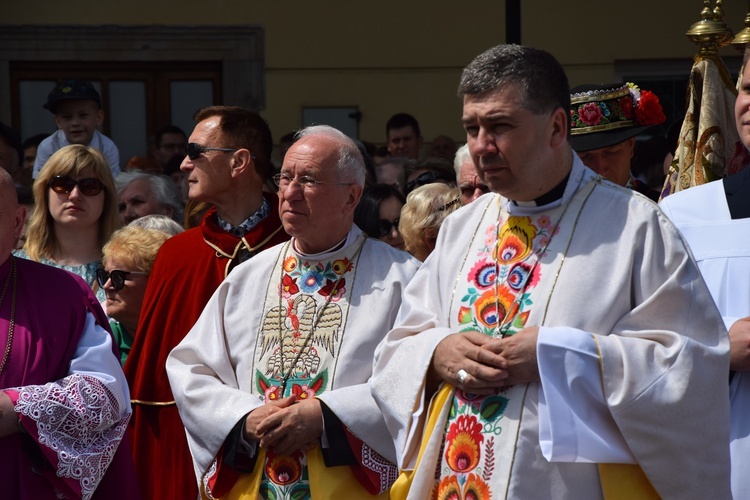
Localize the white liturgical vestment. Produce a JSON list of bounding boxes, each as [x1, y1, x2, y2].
[[660, 179, 750, 499], [372, 157, 731, 499], [167, 227, 419, 497]]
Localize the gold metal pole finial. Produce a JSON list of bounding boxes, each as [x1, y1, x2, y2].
[[731, 2, 750, 50], [687, 0, 734, 55]]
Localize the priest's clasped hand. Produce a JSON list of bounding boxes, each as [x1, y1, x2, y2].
[[432, 327, 541, 394], [248, 396, 324, 456], [483, 326, 541, 387], [243, 395, 296, 442]]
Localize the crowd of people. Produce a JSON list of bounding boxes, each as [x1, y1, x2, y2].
[[0, 41, 746, 499]]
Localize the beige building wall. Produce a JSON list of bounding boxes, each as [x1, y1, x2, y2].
[[3, 0, 749, 150]]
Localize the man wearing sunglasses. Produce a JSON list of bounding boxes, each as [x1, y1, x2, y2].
[[123, 106, 289, 499], [0, 169, 139, 498], [168, 125, 420, 499]]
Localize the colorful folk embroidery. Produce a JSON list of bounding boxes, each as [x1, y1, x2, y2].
[[261, 449, 310, 499], [458, 215, 555, 338], [437, 213, 555, 497], [257, 254, 356, 394], [254, 250, 359, 496]]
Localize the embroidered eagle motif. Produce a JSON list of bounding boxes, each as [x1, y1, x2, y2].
[[259, 295, 342, 378]]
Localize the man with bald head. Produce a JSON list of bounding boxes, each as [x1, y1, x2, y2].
[[0, 170, 138, 498], [167, 125, 419, 498]]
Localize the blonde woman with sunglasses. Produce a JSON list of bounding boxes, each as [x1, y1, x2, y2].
[[16, 144, 120, 300], [98, 225, 173, 365]]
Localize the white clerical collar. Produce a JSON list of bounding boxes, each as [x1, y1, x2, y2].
[[511, 175, 568, 208], [506, 156, 586, 214], [515, 199, 538, 208], [292, 227, 360, 260]]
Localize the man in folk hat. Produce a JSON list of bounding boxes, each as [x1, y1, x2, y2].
[[570, 83, 666, 201]]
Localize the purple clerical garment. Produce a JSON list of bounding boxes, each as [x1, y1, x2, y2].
[[0, 256, 140, 500]]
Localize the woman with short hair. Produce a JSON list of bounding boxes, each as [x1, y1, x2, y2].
[[99, 225, 171, 364], [400, 183, 461, 261]]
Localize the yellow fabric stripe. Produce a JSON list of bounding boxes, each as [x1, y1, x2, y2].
[[220, 445, 386, 499], [599, 463, 660, 499], [391, 383, 454, 500]]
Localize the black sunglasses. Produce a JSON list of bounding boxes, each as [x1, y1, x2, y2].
[[185, 142, 239, 160], [96, 269, 149, 291], [377, 218, 400, 238], [49, 176, 104, 196]]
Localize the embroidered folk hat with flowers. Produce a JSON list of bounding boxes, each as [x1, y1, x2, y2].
[[569, 82, 667, 152]]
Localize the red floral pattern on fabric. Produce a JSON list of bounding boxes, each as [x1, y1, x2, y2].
[[445, 415, 484, 472], [434, 475, 461, 500], [463, 473, 492, 500], [265, 449, 304, 485], [635, 91, 666, 126], [577, 102, 603, 126]]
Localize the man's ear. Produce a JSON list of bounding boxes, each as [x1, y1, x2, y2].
[[13, 205, 26, 242], [230, 149, 253, 178], [550, 108, 569, 149], [95, 109, 104, 127], [343, 184, 363, 214]]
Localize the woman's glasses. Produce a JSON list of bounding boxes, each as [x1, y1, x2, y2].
[[377, 218, 400, 238], [404, 171, 440, 196], [49, 176, 104, 196], [96, 269, 149, 291]]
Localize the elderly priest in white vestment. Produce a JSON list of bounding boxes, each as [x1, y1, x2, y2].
[[167, 125, 419, 499], [370, 44, 732, 499]]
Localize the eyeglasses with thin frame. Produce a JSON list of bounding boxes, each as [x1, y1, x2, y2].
[[273, 173, 351, 191], [377, 217, 400, 238], [185, 142, 240, 161], [49, 176, 104, 196], [96, 268, 149, 291]]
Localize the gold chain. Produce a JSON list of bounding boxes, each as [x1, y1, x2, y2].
[[0, 256, 18, 377]]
